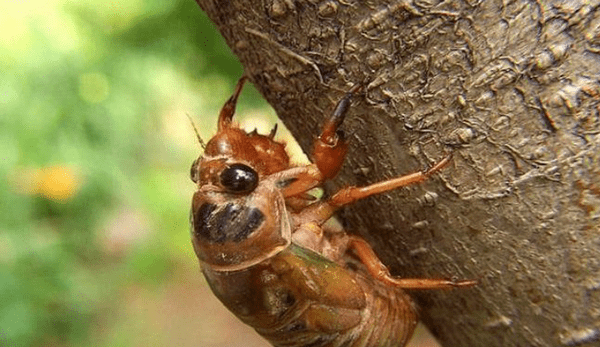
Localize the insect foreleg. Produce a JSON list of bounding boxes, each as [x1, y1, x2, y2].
[[312, 84, 363, 180], [218, 76, 247, 130], [277, 84, 364, 199]]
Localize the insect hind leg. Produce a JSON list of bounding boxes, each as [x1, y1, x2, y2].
[[347, 236, 476, 289]]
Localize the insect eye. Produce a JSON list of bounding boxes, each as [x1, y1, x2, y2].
[[220, 164, 258, 193]]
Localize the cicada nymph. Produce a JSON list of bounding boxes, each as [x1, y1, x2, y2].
[[190, 77, 474, 347]]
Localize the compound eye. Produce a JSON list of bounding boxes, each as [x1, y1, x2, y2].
[[220, 164, 258, 194]]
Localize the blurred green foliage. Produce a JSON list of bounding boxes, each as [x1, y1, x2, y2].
[[0, 0, 278, 346]]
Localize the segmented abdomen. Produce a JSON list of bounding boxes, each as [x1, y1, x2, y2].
[[202, 245, 418, 347], [350, 278, 417, 347], [260, 272, 418, 347]]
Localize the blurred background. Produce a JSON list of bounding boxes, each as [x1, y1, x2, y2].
[[0, 0, 437, 346]]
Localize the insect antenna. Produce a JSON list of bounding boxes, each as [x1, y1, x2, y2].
[[187, 113, 206, 150]]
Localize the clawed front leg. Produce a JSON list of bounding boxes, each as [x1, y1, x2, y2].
[[312, 84, 362, 180], [280, 84, 362, 198], [218, 76, 247, 131]]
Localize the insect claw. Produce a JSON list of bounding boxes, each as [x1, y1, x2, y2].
[[453, 279, 478, 287], [320, 83, 364, 146], [218, 76, 248, 130], [423, 152, 453, 177], [447, 275, 478, 287], [330, 83, 363, 129], [269, 124, 278, 139]]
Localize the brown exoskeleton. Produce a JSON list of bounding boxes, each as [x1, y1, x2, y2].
[[190, 77, 475, 347]]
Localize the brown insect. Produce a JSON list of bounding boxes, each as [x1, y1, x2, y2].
[[190, 77, 474, 347]]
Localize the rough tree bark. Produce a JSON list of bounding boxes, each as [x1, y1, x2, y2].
[[194, 1, 600, 346]]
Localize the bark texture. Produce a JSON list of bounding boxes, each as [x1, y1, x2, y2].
[[195, 1, 600, 346]]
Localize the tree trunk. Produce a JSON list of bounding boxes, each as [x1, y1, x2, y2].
[[194, 1, 600, 346]]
